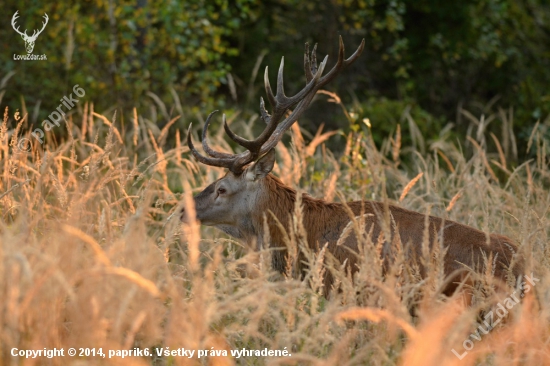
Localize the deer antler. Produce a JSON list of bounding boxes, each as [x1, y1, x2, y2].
[[187, 36, 365, 174], [11, 11, 26, 37], [11, 11, 48, 40], [31, 13, 49, 39]]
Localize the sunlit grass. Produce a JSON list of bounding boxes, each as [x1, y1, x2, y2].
[[0, 96, 548, 365]]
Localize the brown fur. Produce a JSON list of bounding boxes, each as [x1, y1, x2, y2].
[[251, 175, 523, 296]]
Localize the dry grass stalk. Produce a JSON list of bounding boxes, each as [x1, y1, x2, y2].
[[0, 100, 546, 366], [446, 190, 462, 212], [399, 172, 424, 202]]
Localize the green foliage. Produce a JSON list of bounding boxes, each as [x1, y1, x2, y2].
[[351, 97, 443, 147], [1, 0, 549, 156], [229, 0, 549, 153], [1, 0, 258, 116], [401, 0, 550, 123]]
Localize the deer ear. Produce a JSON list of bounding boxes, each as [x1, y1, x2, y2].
[[248, 149, 275, 180]]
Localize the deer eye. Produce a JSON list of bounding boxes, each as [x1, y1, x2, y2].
[[217, 187, 226, 195]]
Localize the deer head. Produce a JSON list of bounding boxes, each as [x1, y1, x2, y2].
[[182, 37, 364, 241], [12, 11, 49, 54]]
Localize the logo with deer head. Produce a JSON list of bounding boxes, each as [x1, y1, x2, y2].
[[11, 11, 49, 54]]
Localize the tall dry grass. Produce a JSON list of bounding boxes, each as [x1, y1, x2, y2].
[[0, 97, 548, 365]]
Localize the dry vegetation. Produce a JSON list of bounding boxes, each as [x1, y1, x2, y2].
[[0, 97, 549, 366]]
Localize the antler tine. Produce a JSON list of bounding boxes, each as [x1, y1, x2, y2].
[[304, 43, 313, 83], [319, 36, 346, 85], [37, 13, 49, 36], [304, 43, 320, 83], [11, 11, 18, 26], [249, 36, 367, 157], [222, 100, 277, 156], [318, 36, 365, 87], [264, 66, 277, 109], [188, 38, 364, 174], [242, 55, 329, 158], [275, 57, 286, 107], [266, 53, 318, 112], [265, 56, 294, 112], [342, 38, 365, 66], [233, 54, 328, 154], [256, 37, 364, 155], [273, 54, 326, 112], [259, 97, 271, 124], [11, 11, 26, 36], [222, 113, 256, 153], [258, 95, 319, 154], [187, 124, 236, 169], [312, 44, 320, 81], [200, 111, 234, 159], [275, 53, 326, 111]]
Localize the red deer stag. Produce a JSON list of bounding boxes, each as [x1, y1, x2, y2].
[[182, 37, 523, 297]]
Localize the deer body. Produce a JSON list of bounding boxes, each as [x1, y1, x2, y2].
[[189, 151, 522, 295], [182, 38, 522, 296]]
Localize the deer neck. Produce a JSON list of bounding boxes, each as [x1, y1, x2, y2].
[[253, 175, 348, 248], [246, 175, 297, 250], [248, 175, 358, 274]]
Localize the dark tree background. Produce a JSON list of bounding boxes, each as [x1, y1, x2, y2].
[[1, 0, 549, 155]]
